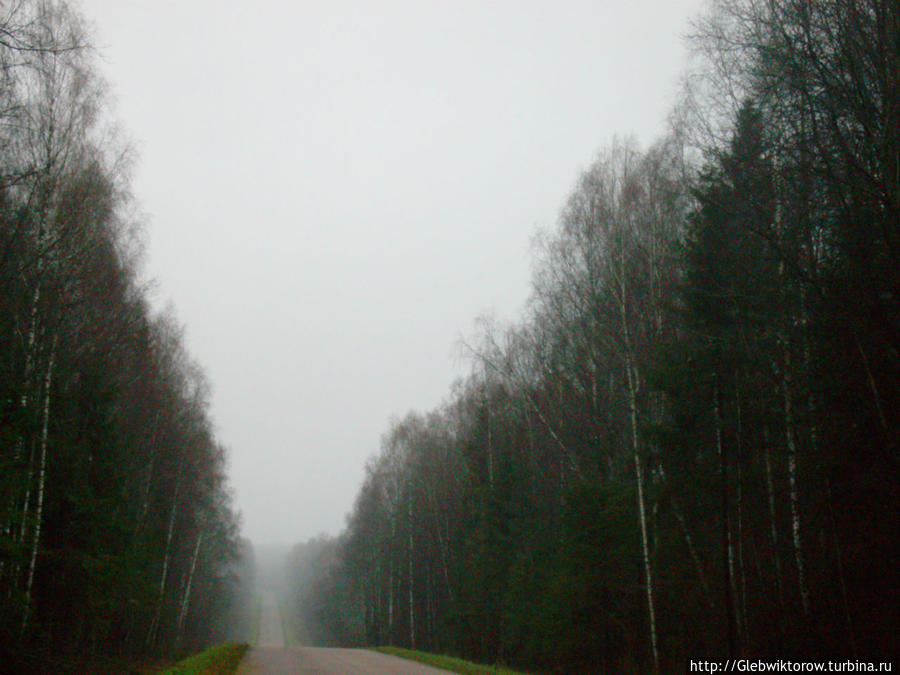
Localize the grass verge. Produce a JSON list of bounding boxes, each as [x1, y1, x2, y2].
[[374, 646, 534, 675], [155, 642, 249, 675]]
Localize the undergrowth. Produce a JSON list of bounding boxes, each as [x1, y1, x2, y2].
[[155, 642, 248, 675]]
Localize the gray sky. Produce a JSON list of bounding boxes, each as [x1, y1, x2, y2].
[[78, 0, 704, 547]]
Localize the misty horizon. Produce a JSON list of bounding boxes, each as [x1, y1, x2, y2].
[[80, 0, 706, 548]]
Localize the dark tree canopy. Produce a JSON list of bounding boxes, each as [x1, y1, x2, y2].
[[0, 2, 249, 671]]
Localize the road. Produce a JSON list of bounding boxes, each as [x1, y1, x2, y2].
[[238, 590, 455, 674], [256, 590, 286, 648], [237, 646, 459, 674]]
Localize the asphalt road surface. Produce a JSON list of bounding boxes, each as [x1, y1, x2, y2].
[[238, 591, 455, 674], [237, 646, 458, 674], [255, 590, 286, 648]]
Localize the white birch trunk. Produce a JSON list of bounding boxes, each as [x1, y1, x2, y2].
[[21, 340, 55, 635], [146, 475, 180, 650], [782, 350, 810, 616], [133, 411, 161, 541], [619, 259, 659, 672], [20, 282, 42, 405], [714, 378, 740, 655], [427, 476, 455, 607], [19, 442, 36, 546], [625, 351, 659, 672], [158, 481, 180, 601], [176, 529, 204, 647], [10, 270, 44, 587]]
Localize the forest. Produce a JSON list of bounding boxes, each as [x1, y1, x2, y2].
[[286, 0, 899, 672], [1, 0, 898, 673], [0, 2, 251, 672]]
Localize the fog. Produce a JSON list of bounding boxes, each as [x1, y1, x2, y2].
[[79, 0, 705, 547]]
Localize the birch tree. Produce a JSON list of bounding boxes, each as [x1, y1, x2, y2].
[[0, 2, 245, 661]]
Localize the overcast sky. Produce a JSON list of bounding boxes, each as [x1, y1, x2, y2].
[[77, 0, 705, 547]]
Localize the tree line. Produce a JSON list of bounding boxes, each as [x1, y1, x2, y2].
[[0, 2, 248, 671], [287, 0, 899, 671]]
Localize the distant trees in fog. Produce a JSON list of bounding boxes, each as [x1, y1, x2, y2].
[[287, 0, 900, 671], [0, 2, 246, 668]]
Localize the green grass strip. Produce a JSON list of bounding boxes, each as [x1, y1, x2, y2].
[[155, 642, 249, 675], [374, 646, 534, 675]]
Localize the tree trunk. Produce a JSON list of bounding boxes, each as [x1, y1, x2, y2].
[[763, 426, 785, 610], [427, 475, 455, 609], [21, 339, 55, 636], [8, 282, 44, 595], [388, 511, 395, 641], [408, 492, 415, 650], [734, 375, 748, 651], [714, 376, 739, 656], [133, 411, 161, 542], [618, 247, 659, 672], [782, 349, 811, 617], [147, 474, 181, 650], [176, 528, 204, 648], [625, 351, 659, 672], [668, 486, 713, 609]]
